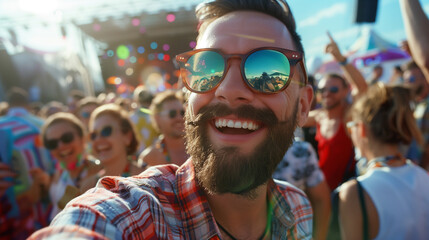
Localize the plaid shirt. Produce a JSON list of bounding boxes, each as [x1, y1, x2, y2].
[[30, 159, 313, 239]]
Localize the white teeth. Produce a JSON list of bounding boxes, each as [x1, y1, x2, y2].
[[222, 119, 227, 127], [215, 119, 260, 131]]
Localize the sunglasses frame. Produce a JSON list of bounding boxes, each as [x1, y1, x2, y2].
[[90, 125, 113, 141], [317, 86, 340, 94], [45, 131, 75, 150], [176, 47, 307, 94], [159, 109, 185, 119]]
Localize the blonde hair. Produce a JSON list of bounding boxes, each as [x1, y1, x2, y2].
[[349, 83, 423, 146]]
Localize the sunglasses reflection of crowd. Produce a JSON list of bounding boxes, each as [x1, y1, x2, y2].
[[248, 72, 288, 92], [193, 75, 222, 91]]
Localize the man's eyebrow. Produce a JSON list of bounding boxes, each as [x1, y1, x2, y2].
[[231, 33, 275, 43]]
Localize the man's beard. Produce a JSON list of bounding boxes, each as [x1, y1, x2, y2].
[[185, 102, 298, 198]]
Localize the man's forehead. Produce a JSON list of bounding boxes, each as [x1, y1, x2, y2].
[[319, 76, 342, 86], [197, 11, 295, 50]]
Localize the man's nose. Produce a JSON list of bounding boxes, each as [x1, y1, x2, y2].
[[214, 60, 254, 106]]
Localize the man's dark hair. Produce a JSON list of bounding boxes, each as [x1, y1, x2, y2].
[[401, 60, 419, 72], [196, 0, 304, 55], [7, 87, 29, 107], [134, 86, 154, 106], [69, 89, 85, 101], [77, 96, 100, 111], [325, 73, 348, 88]]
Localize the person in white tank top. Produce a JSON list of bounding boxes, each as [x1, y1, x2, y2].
[[338, 83, 429, 239]]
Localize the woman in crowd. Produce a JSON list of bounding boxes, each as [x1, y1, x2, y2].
[[81, 103, 143, 189], [339, 83, 429, 239], [41, 112, 101, 219]]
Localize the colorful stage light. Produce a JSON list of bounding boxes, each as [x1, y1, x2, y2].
[[137, 46, 145, 54], [117, 45, 130, 59], [132, 18, 140, 26], [166, 14, 176, 23], [163, 44, 170, 51], [150, 42, 158, 50], [157, 53, 164, 61], [117, 59, 125, 67], [189, 41, 196, 48]]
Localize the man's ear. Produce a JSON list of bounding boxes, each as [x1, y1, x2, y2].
[[358, 122, 367, 138], [297, 85, 313, 127]]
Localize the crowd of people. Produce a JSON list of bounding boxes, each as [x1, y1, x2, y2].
[[1, 0, 429, 239]]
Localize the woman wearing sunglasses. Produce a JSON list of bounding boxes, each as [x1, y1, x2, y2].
[[85, 103, 142, 184], [41, 112, 101, 219], [138, 90, 188, 168], [338, 83, 429, 239]]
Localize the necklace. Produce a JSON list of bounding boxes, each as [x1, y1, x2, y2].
[[215, 199, 272, 240], [367, 154, 405, 169], [121, 160, 131, 177]]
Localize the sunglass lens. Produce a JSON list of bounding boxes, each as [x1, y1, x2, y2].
[[330, 86, 339, 93], [168, 110, 177, 119], [61, 132, 74, 144], [100, 126, 112, 137], [45, 139, 58, 150], [244, 50, 291, 93], [184, 51, 224, 92]]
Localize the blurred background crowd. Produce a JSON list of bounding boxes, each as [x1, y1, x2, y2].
[[1, 0, 429, 239]]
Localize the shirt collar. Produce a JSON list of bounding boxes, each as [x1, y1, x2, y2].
[[175, 159, 296, 239], [175, 158, 219, 240], [269, 180, 296, 229]]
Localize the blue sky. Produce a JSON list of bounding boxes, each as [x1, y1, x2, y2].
[[288, 0, 429, 66]]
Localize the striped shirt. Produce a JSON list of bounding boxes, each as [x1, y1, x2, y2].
[[30, 159, 313, 239], [0, 108, 55, 239]]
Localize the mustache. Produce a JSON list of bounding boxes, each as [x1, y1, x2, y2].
[[186, 103, 288, 127]]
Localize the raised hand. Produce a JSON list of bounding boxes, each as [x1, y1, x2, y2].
[[325, 31, 347, 63]]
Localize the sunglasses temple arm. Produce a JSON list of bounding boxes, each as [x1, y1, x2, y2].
[[300, 61, 308, 86]]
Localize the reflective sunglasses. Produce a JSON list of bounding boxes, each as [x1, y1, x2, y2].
[[90, 125, 113, 141], [45, 132, 75, 150], [317, 86, 339, 94], [176, 47, 307, 94], [159, 109, 185, 119]]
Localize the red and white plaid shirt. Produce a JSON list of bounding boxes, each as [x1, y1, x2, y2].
[[30, 159, 313, 239]]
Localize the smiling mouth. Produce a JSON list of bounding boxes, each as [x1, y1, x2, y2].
[[214, 117, 261, 134]]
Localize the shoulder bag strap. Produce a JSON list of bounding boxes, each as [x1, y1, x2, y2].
[[356, 180, 369, 240]]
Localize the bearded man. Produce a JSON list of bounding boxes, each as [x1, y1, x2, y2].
[[30, 0, 314, 239]]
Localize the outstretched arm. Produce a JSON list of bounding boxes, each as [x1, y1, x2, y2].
[[400, 0, 429, 82], [325, 32, 368, 97]]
